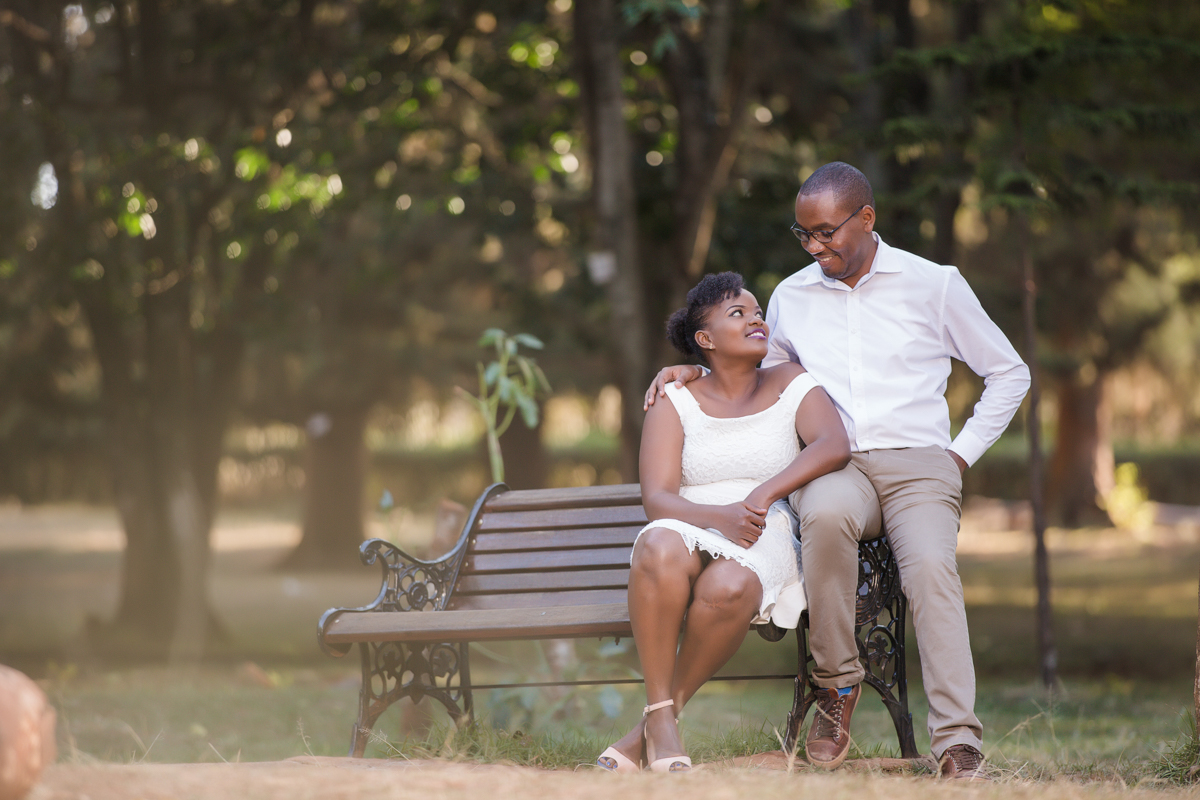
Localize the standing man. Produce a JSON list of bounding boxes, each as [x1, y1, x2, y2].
[[645, 162, 1029, 780]]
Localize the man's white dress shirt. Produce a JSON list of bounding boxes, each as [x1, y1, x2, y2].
[[762, 234, 1030, 466]]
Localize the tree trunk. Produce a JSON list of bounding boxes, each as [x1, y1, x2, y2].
[[145, 280, 211, 664], [1019, 217, 1057, 691], [662, 8, 738, 286], [661, 2, 779, 290], [1047, 372, 1114, 527], [284, 405, 370, 570], [1195, 559, 1200, 736], [499, 414, 548, 490], [930, 0, 981, 266], [575, 0, 650, 481], [1013, 59, 1057, 692], [104, 437, 181, 651], [844, 3, 886, 190]]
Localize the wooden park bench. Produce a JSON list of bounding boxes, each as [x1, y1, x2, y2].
[[318, 482, 919, 759]]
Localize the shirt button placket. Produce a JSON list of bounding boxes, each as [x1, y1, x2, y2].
[[847, 292, 867, 450]]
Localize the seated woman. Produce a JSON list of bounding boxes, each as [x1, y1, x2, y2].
[[597, 272, 850, 773]]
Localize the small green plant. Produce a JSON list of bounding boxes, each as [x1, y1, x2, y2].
[[456, 329, 550, 484], [1149, 713, 1200, 784]]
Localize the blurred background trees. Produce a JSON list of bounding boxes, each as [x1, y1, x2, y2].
[[1, 0, 1198, 658]]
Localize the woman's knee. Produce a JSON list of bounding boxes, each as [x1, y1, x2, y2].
[[692, 566, 761, 614], [631, 527, 689, 575]]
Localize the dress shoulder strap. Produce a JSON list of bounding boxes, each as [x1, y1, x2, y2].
[[662, 381, 703, 427], [776, 371, 819, 413]]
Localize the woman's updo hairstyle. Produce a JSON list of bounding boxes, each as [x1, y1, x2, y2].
[[666, 271, 745, 363]]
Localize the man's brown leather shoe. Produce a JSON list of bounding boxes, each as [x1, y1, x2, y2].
[[805, 685, 860, 769], [939, 744, 988, 781]]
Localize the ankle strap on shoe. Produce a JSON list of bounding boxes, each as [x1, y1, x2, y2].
[[643, 699, 674, 716]]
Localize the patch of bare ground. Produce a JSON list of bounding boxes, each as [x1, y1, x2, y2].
[[29, 757, 1189, 800]]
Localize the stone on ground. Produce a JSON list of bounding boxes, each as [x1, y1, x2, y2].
[[0, 665, 56, 800]]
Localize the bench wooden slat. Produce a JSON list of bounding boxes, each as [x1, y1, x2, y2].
[[483, 484, 642, 512], [476, 505, 648, 533], [469, 526, 640, 553], [448, 589, 630, 611], [324, 603, 632, 643], [456, 568, 630, 595], [465, 547, 631, 573]]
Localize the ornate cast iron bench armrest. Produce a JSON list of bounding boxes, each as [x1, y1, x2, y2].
[[318, 538, 468, 657], [317, 485, 504, 659]]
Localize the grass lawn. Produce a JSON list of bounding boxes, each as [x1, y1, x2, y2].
[[3, 503, 1199, 784], [43, 665, 1194, 781]]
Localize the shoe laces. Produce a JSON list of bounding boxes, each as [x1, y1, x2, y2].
[[944, 745, 983, 772], [811, 691, 848, 740]]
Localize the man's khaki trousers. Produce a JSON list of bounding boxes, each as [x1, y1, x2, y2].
[[789, 445, 983, 758]]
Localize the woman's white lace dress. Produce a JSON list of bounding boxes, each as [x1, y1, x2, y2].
[[635, 372, 818, 629]]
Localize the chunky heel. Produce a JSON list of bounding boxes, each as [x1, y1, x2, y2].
[[643, 700, 691, 773]]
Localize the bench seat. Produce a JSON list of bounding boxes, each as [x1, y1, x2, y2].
[[322, 603, 632, 644]]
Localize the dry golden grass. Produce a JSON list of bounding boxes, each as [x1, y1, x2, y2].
[[31, 756, 1200, 800]]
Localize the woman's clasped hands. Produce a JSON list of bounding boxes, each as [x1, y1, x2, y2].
[[713, 499, 768, 548]]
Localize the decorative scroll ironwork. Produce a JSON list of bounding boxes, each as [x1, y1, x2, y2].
[[348, 639, 473, 757], [783, 536, 918, 759], [317, 538, 468, 660], [361, 538, 466, 614]]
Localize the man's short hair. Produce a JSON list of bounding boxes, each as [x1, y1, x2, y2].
[[799, 162, 875, 212]]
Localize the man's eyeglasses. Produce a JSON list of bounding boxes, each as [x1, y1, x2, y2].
[[790, 204, 866, 245]]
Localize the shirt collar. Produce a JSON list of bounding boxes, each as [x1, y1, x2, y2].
[[793, 233, 900, 288]]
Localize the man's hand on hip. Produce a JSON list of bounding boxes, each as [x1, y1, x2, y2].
[[948, 450, 967, 475]]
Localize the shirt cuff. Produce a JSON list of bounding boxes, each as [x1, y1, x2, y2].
[[948, 430, 988, 467]]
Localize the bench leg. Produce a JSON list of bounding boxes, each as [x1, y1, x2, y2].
[[858, 590, 919, 758], [455, 643, 474, 727], [785, 599, 919, 759], [347, 640, 474, 757], [783, 618, 815, 755]]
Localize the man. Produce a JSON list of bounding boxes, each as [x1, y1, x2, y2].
[[645, 162, 1030, 780]]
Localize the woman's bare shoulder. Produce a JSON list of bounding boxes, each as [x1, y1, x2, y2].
[[759, 361, 808, 391], [644, 386, 681, 423]]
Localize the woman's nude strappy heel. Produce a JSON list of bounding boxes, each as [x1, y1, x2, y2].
[[643, 699, 691, 773]]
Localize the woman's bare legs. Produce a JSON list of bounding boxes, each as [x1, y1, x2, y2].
[[601, 528, 700, 765], [671, 557, 763, 709], [603, 529, 763, 767], [643, 556, 762, 763]]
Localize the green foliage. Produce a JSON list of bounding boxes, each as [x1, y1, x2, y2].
[[457, 329, 551, 484], [620, 0, 701, 59], [1101, 462, 1155, 533], [478, 638, 638, 732], [1150, 720, 1200, 785]]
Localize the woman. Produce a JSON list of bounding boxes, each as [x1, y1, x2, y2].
[[596, 272, 849, 773]]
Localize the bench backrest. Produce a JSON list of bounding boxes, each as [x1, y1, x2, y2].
[[444, 484, 647, 611]]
